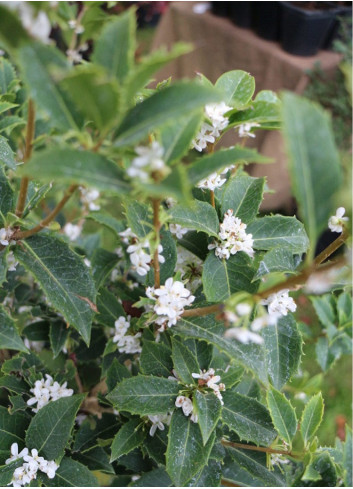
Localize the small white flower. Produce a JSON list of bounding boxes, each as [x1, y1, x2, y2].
[[197, 171, 227, 191], [7, 251, 18, 271], [147, 414, 171, 437], [175, 247, 202, 292], [169, 223, 189, 239], [224, 327, 264, 345], [235, 303, 252, 316], [49, 381, 73, 402], [68, 19, 84, 34], [39, 460, 58, 479], [192, 368, 225, 405], [63, 223, 82, 241], [127, 239, 165, 277], [192, 122, 216, 152], [66, 49, 83, 64], [119, 227, 137, 244], [262, 289, 296, 317], [205, 102, 232, 135], [117, 332, 142, 354], [83, 258, 91, 268], [112, 316, 131, 343], [175, 396, 197, 422], [127, 141, 168, 182], [27, 374, 73, 412], [0, 227, 13, 246], [238, 122, 260, 138], [328, 207, 348, 233], [5, 444, 28, 465], [165, 197, 177, 208], [80, 188, 100, 211]]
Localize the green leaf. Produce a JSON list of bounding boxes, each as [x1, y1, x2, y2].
[[161, 111, 203, 165], [140, 341, 173, 377], [0, 116, 25, 135], [124, 200, 153, 238], [263, 314, 302, 390], [172, 316, 267, 383], [73, 446, 115, 474], [106, 358, 131, 392], [310, 295, 336, 329], [228, 100, 281, 126], [0, 375, 29, 396], [14, 235, 96, 345], [221, 175, 265, 223], [247, 215, 309, 254], [146, 230, 177, 287], [215, 70, 255, 108], [18, 43, 79, 131], [166, 409, 215, 486], [43, 456, 97, 487], [22, 182, 52, 218], [0, 167, 14, 226], [131, 467, 172, 487], [0, 58, 16, 95], [92, 9, 136, 83], [315, 337, 337, 371], [202, 252, 260, 302], [110, 418, 144, 462], [73, 413, 120, 453], [255, 248, 298, 279], [0, 6, 30, 50], [49, 320, 69, 359], [222, 391, 277, 446], [300, 393, 324, 446], [21, 148, 129, 193], [0, 461, 23, 487], [144, 428, 168, 465], [344, 427, 352, 487], [91, 248, 119, 288], [0, 306, 27, 352], [187, 146, 269, 186], [86, 212, 125, 237], [266, 387, 297, 447], [0, 406, 28, 450], [186, 460, 222, 487], [193, 391, 222, 445], [169, 200, 219, 237], [26, 394, 85, 460], [0, 136, 16, 170], [282, 92, 342, 256], [96, 287, 125, 328], [114, 82, 222, 147], [337, 292, 352, 329], [107, 375, 180, 415], [171, 337, 199, 384], [60, 66, 120, 131]]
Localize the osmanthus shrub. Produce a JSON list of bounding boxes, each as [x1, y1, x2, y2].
[[0, 3, 351, 488]]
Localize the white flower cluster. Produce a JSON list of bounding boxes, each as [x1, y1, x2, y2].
[[119, 227, 165, 276], [192, 102, 232, 152], [328, 207, 348, 233], [175, 396, 198, 423], [147, 413, 171, 437], [192, 368, 225, 405], [3, 2, 51, 43], [112, 316, 142, 354], [68, 19, 84, 34], [0, 227, 15, 246], [7, 251, 18, 271], [175, 247, 203, 292], [6, 443, 58, 487], [197, 171, 226, 191], [146, 277, 195, 331], [27, 374, 73, 413], [80, 187, 100, 211], [237, 122, 260, 138], [63, 223, 82, 241], [224, 302, 264, 344], [169, 223, 189, 239], [208, 209, 254, 259], [262, 289, 297, 317], [127, 141, 168, 182]]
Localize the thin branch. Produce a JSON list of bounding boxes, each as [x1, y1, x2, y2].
[[16, 99, 35, 218], [14, 185, 79, 240], [221, 439, 300, 459], [221, 480, 240, 487], [152, 198, 161, 288], [182, 304, 221, 317], [210, 190, 215, 208]]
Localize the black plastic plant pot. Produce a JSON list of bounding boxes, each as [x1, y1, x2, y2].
[[253, 2, 280, 41], [280, 2, 336, 56], [323, 3, 352, 49], [229, 2, 253, 28], [211, 1, 230, 17]]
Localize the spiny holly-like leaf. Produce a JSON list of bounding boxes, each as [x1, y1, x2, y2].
[[43, 457, 98, 487], [215, 70, 255, 108], [300, 393, 324, 446], [186, 459, 222, 487], [124, 200, 153, 238], [96, 287, 125, 328], [221, 175, 265, 223], [266, 387, 297, 447], [222, 391, 277, 446], [193, 391, 222, 445], [73, 414, 120, 453], [254, 248, 299, 279], [166, 409, 216, 486], [247, 215, 309, 254], [262, 314, 302, 390], [310, 295, 336, 329], [202, 252, 260, 302], [107, 375, 180, 415], [0, 135, 16, 170], [0, 406, 28, 450], [14, 235, 96, 345], [168, 200, 219, 237], [110, 418, 144, 462], [0, 306, 27, 352], [49, 320, 69, 359], [86, 212, 125, 237], [171, 337, 199, 384], [26, 394, 85, 460], [140, 341, 173, 378]]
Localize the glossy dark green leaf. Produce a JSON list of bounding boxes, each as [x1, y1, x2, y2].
[[169, 200, 219, 237], [22, 182, 52, 218], [86, 212, 125, 237], [221, 175, 265, 223], [254, 248, 298, 279], [132, 467, 173, 487], [124, 200, 153, 238], [194, 391, 222, 445], [91, 248, 119, 288], [96, 287, 125, 328], [0, 167, 14, 226], [171, 337, 199, 384], [140, 340, 173, 378], [110, 418, 144, 462], [266, 387, 297, 446], [186, 459, 222, 487], [300, 393, 324, 446], [49, 320, 69, 359], [43, 456, 97, 487], [73, 414, 120, 453], [0, 406, 28, 450], [73, 446, 115, 474], [0, 306, 27, 352]]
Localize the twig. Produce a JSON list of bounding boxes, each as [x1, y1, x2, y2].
[[210, 190, 215, 208], [15, 99, 35, 218], [152, 198, 161, 288], [221, 439, 299, 459], [182, 304, 221, 317], [221, 480, 240, 487]]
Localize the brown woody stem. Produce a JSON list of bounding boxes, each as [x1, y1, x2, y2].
[[221, 439, 299, 458], [182, 304, 221, 317], [152, 198, 161, 288], [210, 190, 215, 208], [16, 99, 35, 218], [15, 184, 78, 240]]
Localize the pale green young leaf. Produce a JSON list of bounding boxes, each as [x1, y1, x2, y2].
[[171, 337, 199, 384], [247, 215, 310, 254], [166, 409, 216, 486], [215, 70, 255, 108], [114, 82, 222, 147], [254, 248, 298, 279], [140, 341, 173, 378], [107, 375, 179, 415], [43, 457, 97, 487], [110, 418, 144, 462], [26, 394, 85, 460], [14, 235, 97, 345], [263, 314, 302, 390], [221, 175, 265, 223], [0, 306, 27, 352], [92, 9, 136, 83], [300, 393, 324, 446], [187, 146, 270, 186], [0, 135, 16, 170], [315, 337, 338, 371], [169, 200, 219, 237], [266, 387, 297, 446], [0, 406, 28, 450], [202, 252, 260, 302], [20, 148, 130, 193], [193, 391, 222, 445], [282, 92, 342, 256], [222, 391, 277, 446]]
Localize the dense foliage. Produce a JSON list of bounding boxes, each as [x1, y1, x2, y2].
[[0, 3, 351, 487]]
